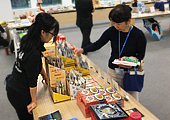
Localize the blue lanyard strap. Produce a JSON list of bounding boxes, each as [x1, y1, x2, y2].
[[119, 25, 132, 59]]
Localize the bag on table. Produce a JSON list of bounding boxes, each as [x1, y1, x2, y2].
[[123, 67, 144, 92], [1, 32, 7, 39]]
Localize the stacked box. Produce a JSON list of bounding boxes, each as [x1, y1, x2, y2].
[[76, 88, 106, 118], [90, 105, 132, 120], [76, 89, 93, 118], [76, 87, 124, 118], [99, 89, 117, 104], [105, 87, 124, 107], [77, 95, 91, 118], [90, 111, 98, 120], [111, 93, 124, 107]]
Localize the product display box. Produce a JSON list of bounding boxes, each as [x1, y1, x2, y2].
[[75, 55, 90, 76], [90, 103, 129, 120], [78, 67, 90, 76], [47, 64, 65, 87], [55, 33, 76, 70], [42, 42, 55, 57], [46, 63, 70, 103], [76, 87, 124, 118], [60, 55, 75, 67], [76, 88, 106, 118]]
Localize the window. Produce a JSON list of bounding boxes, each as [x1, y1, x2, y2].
[[42, 0, 62, 7], [11, 0, 31, 9]]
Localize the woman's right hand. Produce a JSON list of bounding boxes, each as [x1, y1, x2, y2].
[[74, 48, 84, 55], [41, 73, 48, 85]]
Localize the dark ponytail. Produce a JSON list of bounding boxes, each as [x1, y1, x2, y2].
[[20, 13, 59, 53]]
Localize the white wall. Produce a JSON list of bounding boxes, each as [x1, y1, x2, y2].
[[0, 0, 13, 21], [62, 0, 72, 6], [0, 0, 73, 22], [0, 0, 153, 22]]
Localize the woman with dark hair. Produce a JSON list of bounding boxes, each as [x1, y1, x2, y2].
[[6, 13, 59, 120], [74, 4, 147, 101]]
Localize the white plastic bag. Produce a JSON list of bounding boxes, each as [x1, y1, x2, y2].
[[1, 32, 7, 39]]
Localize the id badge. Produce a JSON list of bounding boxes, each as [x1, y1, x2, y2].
[[115, 68, 124, 75]]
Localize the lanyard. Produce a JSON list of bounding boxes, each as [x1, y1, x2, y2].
[[119, 25, 132, 59]]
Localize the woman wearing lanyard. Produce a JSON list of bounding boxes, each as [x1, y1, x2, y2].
[[74, 4, 147, 101]]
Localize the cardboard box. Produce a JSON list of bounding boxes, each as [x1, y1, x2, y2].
[[49, 86, 71, 103], [48, 64, 65, 87], [60, 55, 75, 67], [42, 42, 55, 57], [47, 64, 71, 103]]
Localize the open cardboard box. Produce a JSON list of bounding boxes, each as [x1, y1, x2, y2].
[[46, 63, 70, 103]]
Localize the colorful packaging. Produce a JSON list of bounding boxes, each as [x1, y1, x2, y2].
[[105, 94, 117, 103], [111, 93, 122, 101], [99, 89, 108, 96], [105, 87, 116, 94], [89, 87, 99, 94], [94, 93, 105, 101]]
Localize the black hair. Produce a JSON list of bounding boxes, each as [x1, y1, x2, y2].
[[20, 12, 59, 53], [108, 4, 132, 23]]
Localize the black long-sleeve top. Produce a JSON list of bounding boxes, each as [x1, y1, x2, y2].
[[75, 0, 94, 28], [83, 26, 147, 70], [75, 0, 93, 18], [0, 25, 5, 33], [0, 25, 5, 39], [7, 42, 46, 95]]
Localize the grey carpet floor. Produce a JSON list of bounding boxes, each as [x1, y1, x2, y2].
[[1, 15, 170, 120]]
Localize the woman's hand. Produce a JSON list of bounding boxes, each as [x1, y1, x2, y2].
[[74, 48, 84, 55], [41, 68, 48, 85], [27, 101, 37, 114], [92, 8, 95, 13], [41, 73, 48, 85], [118, 64, 132, 69]]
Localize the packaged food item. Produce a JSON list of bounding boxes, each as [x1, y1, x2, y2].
[[105, 87, 116, 94], [89, 87, 99, 94], [90, 103, 129, 120], [105, 94, 117, 103]]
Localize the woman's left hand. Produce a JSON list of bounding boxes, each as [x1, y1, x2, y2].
[[27, 102, 37, 114]]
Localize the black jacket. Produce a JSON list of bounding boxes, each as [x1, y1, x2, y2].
[[0, 25, 5, 39], [0, 25, 5, 33], [7, 43, 45, 95], [75, 0, 94, 28]]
